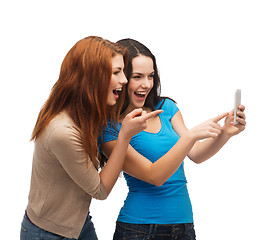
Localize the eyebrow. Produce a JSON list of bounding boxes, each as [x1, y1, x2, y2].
[[132, 72, 143, 75], [132, 71, 155, 75]]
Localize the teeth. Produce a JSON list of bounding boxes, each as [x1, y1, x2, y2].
[[115, 88, 122, 92], [135, 91, 146, 95]]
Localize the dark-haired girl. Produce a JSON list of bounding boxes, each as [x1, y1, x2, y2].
[[100, 39, 246, 240]]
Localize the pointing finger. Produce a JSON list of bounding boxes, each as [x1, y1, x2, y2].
[[128, 108, 143, 118], [212, 112, 229, 123], [142, 110, 163, 121]]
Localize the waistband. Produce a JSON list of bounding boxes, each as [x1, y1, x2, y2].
[[116, 221, 194, 237]]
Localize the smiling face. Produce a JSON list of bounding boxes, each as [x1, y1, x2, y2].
[[107, 54, 128, 106], [126, 55, 154, 112]]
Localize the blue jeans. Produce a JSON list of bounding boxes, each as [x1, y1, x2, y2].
[[20, 214, 98, 240], [113, 221, 196, 240]]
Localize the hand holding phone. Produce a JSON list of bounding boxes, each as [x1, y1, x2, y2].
[[234, 89, 241, 124]]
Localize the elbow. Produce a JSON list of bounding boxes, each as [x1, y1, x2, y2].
[[151, 180, 164, 187], [90, 185, 109, 200], [193, 159, 203, 164], [188, 155, 204, 164], [92, 192, 108, 200], [148, 176, 166, 187], [154, 181, 164, 187]]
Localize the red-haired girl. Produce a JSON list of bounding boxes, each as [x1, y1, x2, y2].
[[20, 36, 162, 240]]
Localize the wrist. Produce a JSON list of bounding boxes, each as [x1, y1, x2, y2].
[[118, 128, 132, 144], [220, 130, 232, 140], [183, 130, 198, 143]]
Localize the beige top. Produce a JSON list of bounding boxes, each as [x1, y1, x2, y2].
[[26, 112, 108, 239]]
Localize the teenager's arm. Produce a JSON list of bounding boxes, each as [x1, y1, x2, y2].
[[171, 106, 246, 164], [101, 112, 227, 186], [99, 109, 163, 194], [102, 133, 195, 186]]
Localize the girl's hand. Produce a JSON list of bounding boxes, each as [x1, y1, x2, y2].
[[188, 112, 229, 141], [120, 108, 163, 139], [223, 105, 246, 137]]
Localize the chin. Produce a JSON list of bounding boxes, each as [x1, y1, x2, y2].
[[135, 101, 145, 108], [107, 99, 117, 106], [107, 102, 115, 106]]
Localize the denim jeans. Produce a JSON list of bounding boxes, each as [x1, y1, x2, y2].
[[20, 213, 98, 240], [113, 221, 196, 240]]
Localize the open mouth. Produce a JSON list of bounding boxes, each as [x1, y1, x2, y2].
[[134, 91, 147, 100], [113, 88, 122, 98]]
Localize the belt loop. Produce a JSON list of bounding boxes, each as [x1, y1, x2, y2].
[[171, 224, 178, 238], [151, 224, 158, 238], [146, 224, 158, 239], [146, 224, 153, 240]]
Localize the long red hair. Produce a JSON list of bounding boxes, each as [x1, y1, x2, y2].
[[31, 36, 127, 168]]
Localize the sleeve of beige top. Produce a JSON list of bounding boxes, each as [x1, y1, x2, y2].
[[46, 125, 108, 200]]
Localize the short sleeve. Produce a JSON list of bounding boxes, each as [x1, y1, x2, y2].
[[159, 98, 179, 119], [98, 121, 121, 146]]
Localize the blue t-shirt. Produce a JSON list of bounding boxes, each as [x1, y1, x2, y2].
[[100, 99, 193, 224]]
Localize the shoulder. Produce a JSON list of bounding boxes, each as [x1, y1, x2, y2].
[[162, 98, 178, 109], [44, 113, 82, 152], [156, 97, 179, 118], [98, 120, 121, 145], [104, 120, 121, 136]]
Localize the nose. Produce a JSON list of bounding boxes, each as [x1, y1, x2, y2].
[[120, 72, 128, 85], [142, 77, 151, 88]]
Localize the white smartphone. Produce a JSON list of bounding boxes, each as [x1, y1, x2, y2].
[[234, 89, 241, 124]]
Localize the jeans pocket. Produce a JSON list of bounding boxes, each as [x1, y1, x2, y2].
[[186, 227, 196, 240], [20, 217, 42, 240], [122, 228, 147, 240], [114, 226, 147, 240], [125, 233, 147, 240], [40, 230, 64, 240], [20, 224, 27, 240], [114, 222, 150, 240]]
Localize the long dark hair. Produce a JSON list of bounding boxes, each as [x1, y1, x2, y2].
[[116, 39, 164, 112]]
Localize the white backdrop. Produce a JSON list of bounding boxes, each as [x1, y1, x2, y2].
[[1, 0, 271, 239]]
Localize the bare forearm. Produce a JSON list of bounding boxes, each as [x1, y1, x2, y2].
[[189, 131, 231, 163], [147, 133, 196, 186], [191, 105, 247, 163], [99, 131, 130, 194], [99, 109, 164, 193]]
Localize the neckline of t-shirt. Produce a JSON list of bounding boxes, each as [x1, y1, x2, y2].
[[142, 114, 163, 135], [118, 114, 163, 135]]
